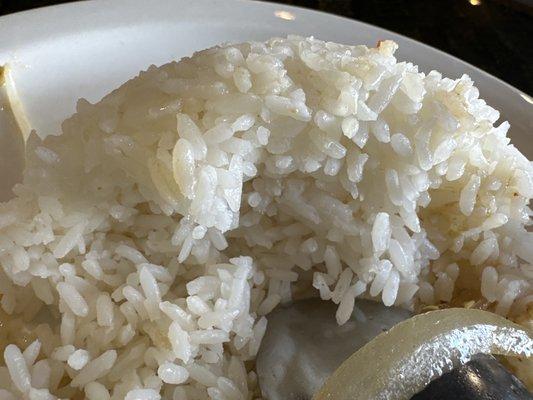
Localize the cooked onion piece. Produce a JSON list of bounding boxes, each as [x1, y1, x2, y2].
[[0, 65, 31, 139], [314, 308, 532, 400]]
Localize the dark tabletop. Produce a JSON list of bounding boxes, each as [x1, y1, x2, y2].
[[1, 0, 532, 95]]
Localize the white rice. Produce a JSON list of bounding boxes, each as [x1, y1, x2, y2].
[[158, 362, 189, 385], [4, 345, 31, 393], [85, 382, 111, 400], [124, 389, 161, 400], [67, 349, 90, 371], [0, 35, 531, 398], [22, 340, 40, 368]]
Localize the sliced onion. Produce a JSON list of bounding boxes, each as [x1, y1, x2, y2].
[[314, 308, 532, 400], [1, 65, 32, 139]]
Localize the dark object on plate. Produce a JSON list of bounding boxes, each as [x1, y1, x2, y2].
[[412, 354, 533, 400]]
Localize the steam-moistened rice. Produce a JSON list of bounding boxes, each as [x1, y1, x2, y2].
[[0, 35, 532, 398]]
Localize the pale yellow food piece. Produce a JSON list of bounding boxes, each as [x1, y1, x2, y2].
[[314, 308, 532, 400]]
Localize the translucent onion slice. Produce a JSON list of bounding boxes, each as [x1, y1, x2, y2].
[[1, 65, 32, 139], [314, 308, 532, 400]]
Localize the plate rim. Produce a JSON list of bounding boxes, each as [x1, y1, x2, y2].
[[0, 0, 530, 99]]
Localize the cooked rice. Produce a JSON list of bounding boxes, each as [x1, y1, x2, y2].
[[0, 35, 531, 398]]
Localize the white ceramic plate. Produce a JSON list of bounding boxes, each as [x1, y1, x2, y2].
[[1, 0, 532, 200]]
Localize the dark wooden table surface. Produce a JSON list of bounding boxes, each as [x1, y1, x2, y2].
[[1, 0, 532, 95]]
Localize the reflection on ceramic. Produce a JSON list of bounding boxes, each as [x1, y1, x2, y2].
[[0, 0, 531, 198], [520, 93, 533, 105], [274, 10, 296, 21]]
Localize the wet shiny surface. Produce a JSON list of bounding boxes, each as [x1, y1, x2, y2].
[[313, 307, 532, 400]]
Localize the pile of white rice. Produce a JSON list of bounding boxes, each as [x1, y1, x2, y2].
[[0, 36, 531, 399]]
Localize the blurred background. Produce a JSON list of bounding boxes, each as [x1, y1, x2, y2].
[[1, 0, 531, 95]]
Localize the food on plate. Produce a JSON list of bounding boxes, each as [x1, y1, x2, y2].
[[315, 307, 532, 400], [0, 35, 531, 399]]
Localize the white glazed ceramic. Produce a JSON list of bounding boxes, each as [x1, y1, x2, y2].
[[0, 0, 532, 200]]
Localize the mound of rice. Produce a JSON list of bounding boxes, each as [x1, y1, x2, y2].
[[0, 35, 531, 399]]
